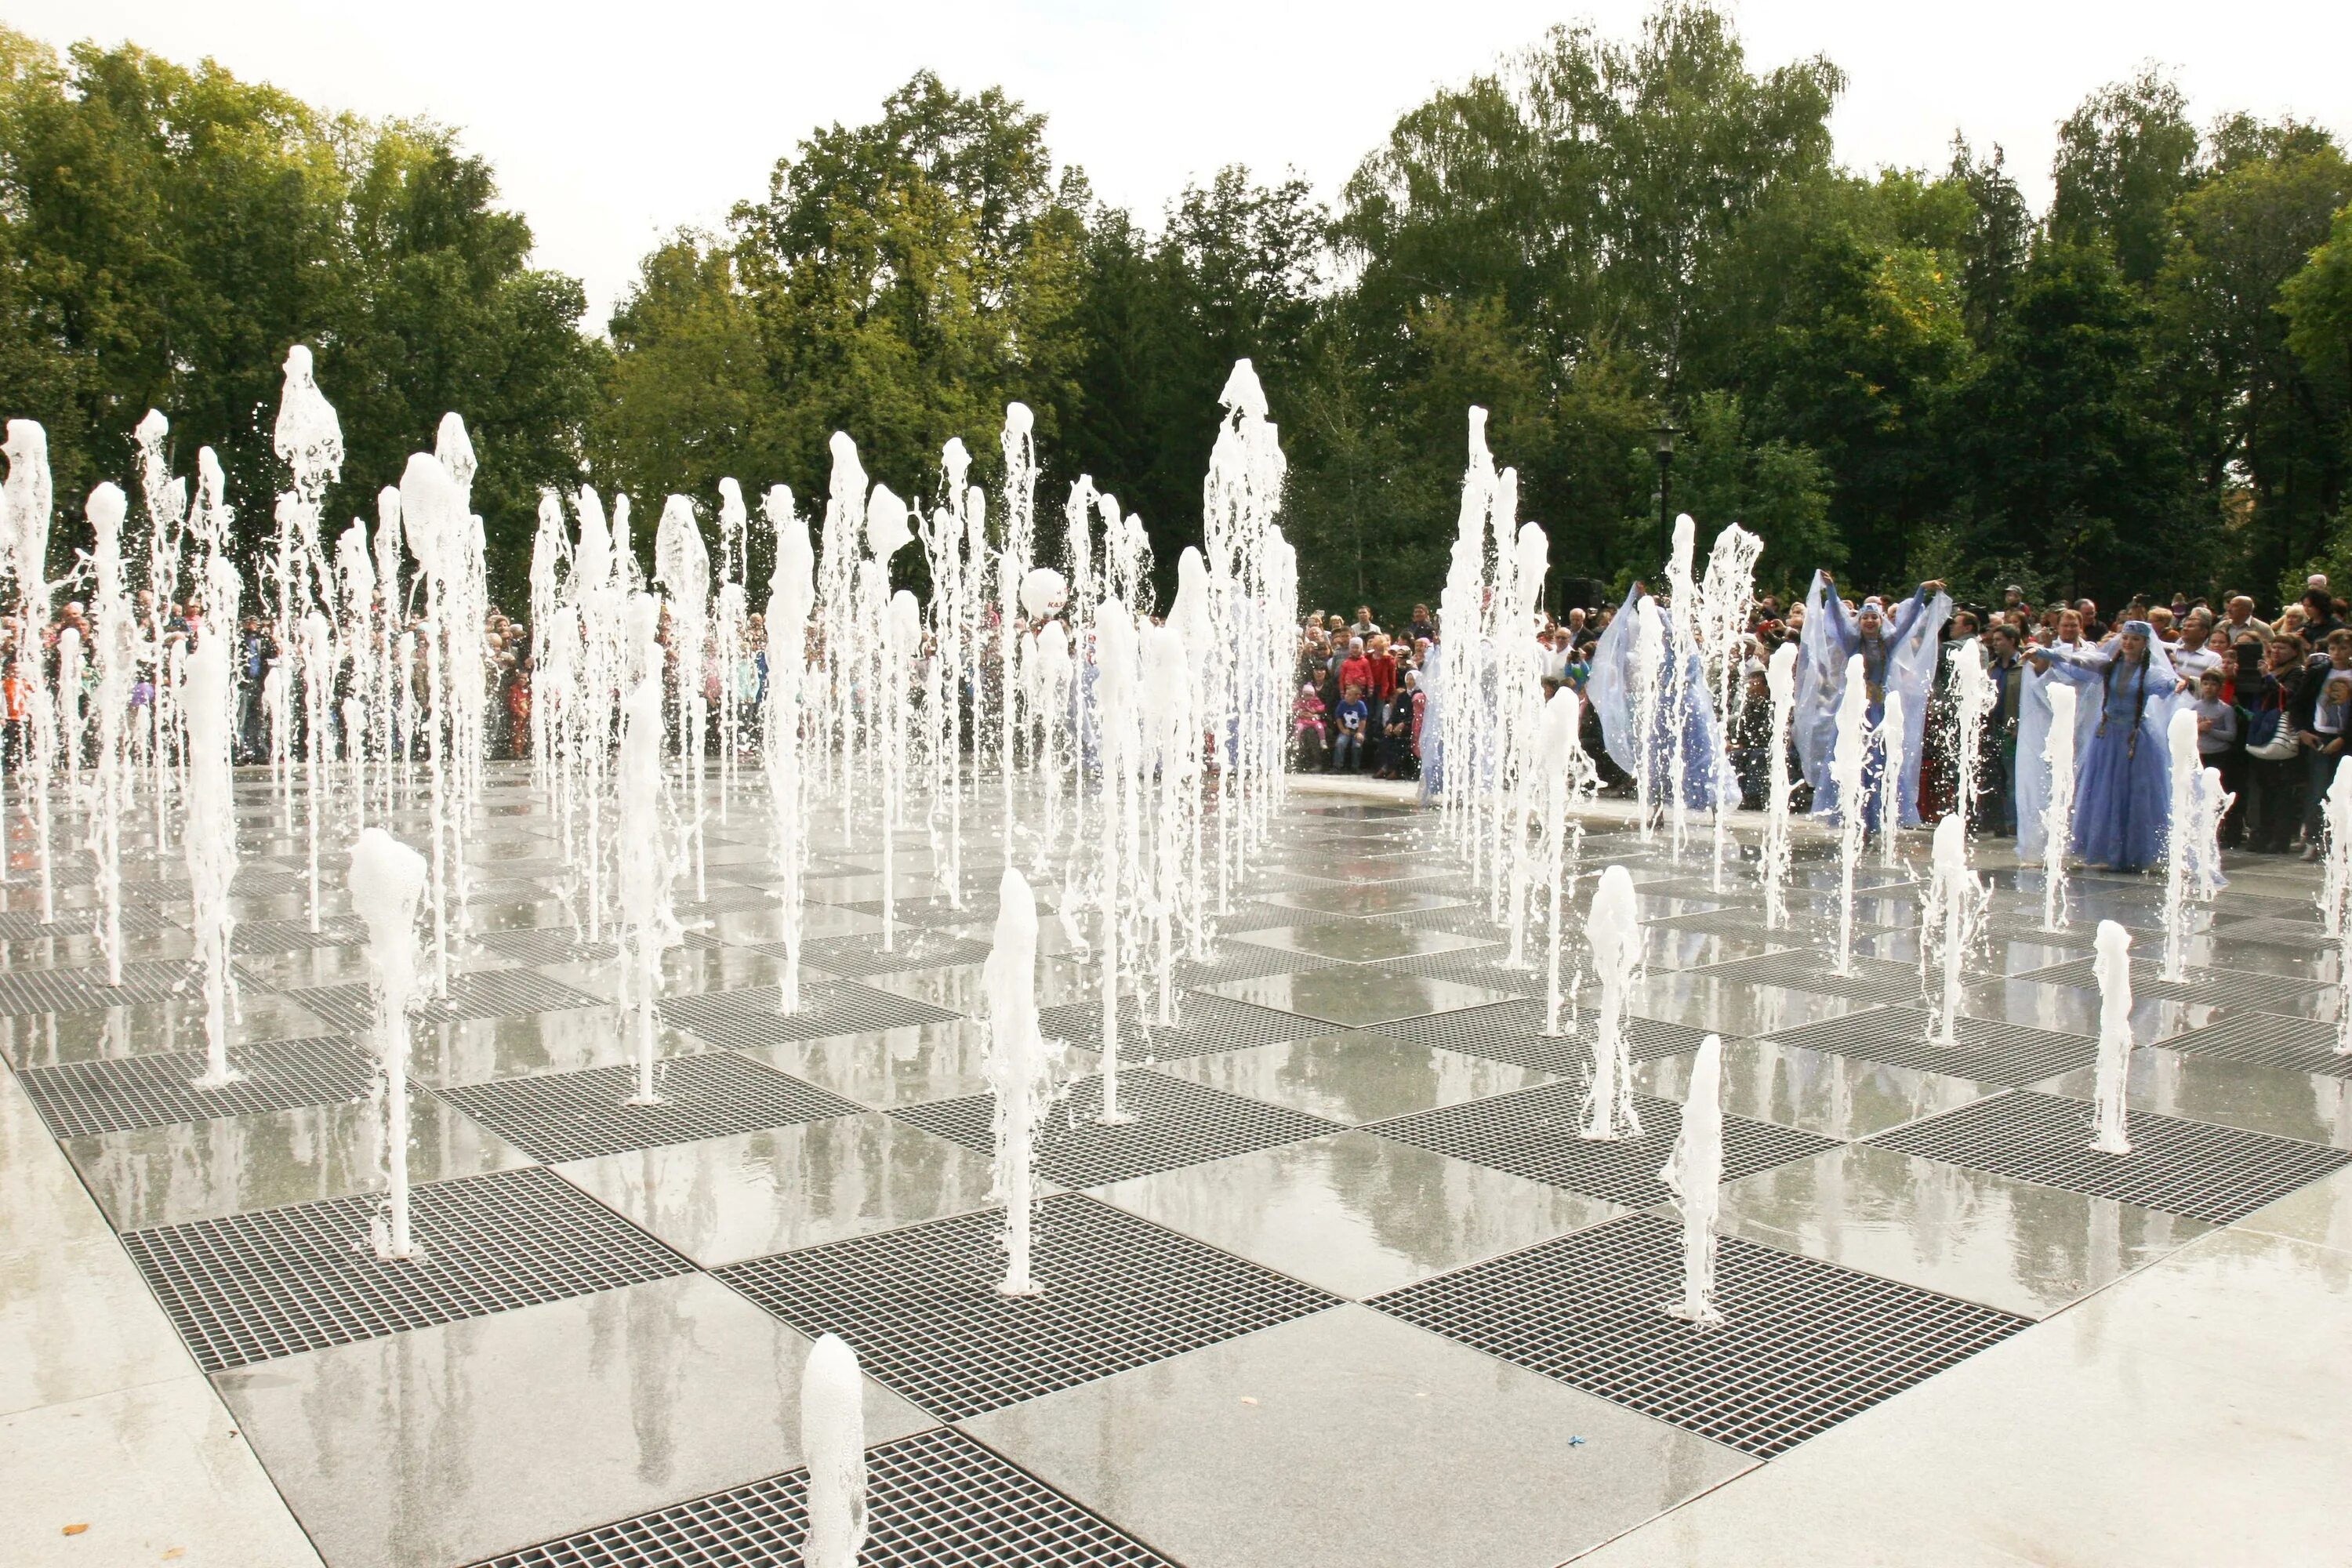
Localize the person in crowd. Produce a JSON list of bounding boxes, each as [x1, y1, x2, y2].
[[1793, 571, 1950, 829], [1330, 681, 1370, 773], [2036, 619, 2187, 870], [2295, 634, 2352, 856], [1292, 681, 1328, 771]]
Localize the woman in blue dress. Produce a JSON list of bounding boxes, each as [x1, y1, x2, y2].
[[1794, 572, 1952, 829], [2035, 620, 2187, 871], [1588, 583, 1728, 811]]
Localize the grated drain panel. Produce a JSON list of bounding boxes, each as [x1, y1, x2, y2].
[[2014, 956, 2329, 1011], [120, 1165, 694, 1373], [437, 1052, 862, 1163], [1867, 1090, 2352, 1223], [715, 1192, 1335, 1421], [1164, 946, 1347, 986], [227, 869, 308, 896], [2209, 916, 2330, 951], [795, 930, 994, 978], [838, 897, 989, 930], [0, 958, 223, 1015], [1368, 1080, 1837, 1205], [16, 1036, 375, 1139], [1760, 1007, 2100, 1087], [1210, 902, 1358, 933], [660, 982, 964, 1049], [230, 916, 369, 956], [1038, 992, 1305, 1060], [1370, 1211, 2029, 1458], [890, 1068, 1343, 1189], [473, 1425, 1180, 1568], [1388, 947, 1575, 996], [0, 904, 176, 938], [2161, 1011, 2352, 1079], [1382, 1000, 1711, 1069], [675, 886, 798, 920], [288, 970, 608, 1034], [1686, 949, 1921, 1005]]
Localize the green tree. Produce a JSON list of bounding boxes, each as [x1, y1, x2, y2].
[[2050, 67, 2201, 289]]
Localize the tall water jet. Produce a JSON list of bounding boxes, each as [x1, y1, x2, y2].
[[1761, 643, 1798, 929], [2042, 685, 2080, 931], [1922, 814, 1982, 1046], [1697, 524, 1763, 890], [998, 404, 1037, 838], [1629, 597, 1665, 840], [3, 420, 60, 920], [881, 589, 921, 952], [654, 495, 713, 901], [798, 1332, 868, 1568], [1093, 598, 1142, 1125], [350, 828, 427, 1261], [2161, 708, 2201, 982], [1657, 1032, 1726, 1327], [2090, 920, 2133, 1154], [1661, 515, 1697, 859], [1830, 655, 1869, 975], [135, 410, 186, 856], [1533, 687, 1592, 1035], [1580, 865, 1643, 1141], [1876, 696, 1907, 869], [618, 596, 678, 1105], [983, 868, 1056, 1296], [1141, 623, 1198, 1024], [765, 487, 815, 1013], [85, 484, 134, 986], [1949, 637, 1997, 826], [2322, 756, 2352, 941], [183, 636, 241, 1087]]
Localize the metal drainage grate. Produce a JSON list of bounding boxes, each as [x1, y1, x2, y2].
[[474, 1425, 1180, 1568], [1165, 946, 1347, 986], [17, 1035, 375, 1139], [838, 897, 986, 930], [230, 916, 369, 956], [661, 982, 964, 1049], [0, 958, 220, 1016], [1761, 1007, 2100, 1087], [2014, 956, 2329, 1011], [1210, 902, 1358, 933], [1388, 947, 1577, 996], [715, 1192, 1335, 1422], [289, 971, 609, 1033], [891, 1069, 1343, 1189], [796, 929, 994, 978], [2161, 1011, 2352, 1079], [1370, 1211, 2029, 1459], [1644, 907, 1835, 946], [2209, 916, 2331, 951], [228, 869, 308, 897], [1382, 1000, 1710, 1070], [1368, 1081, 1838, 1206], [1038, 992, 1304, 1061], [0, 904, 176, 939], [119, 1165, 694, 1373], [1686, 949, 1922, 1006], [437, 1052, 862, 1163], [1867, 1090, 2352, 1224]]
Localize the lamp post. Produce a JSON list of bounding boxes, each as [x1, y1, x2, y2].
[[1652, 419, 1677, 567]]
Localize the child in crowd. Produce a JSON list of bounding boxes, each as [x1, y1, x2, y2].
[[2194, 670, 2237, 758], [1330, 682, 1369, 773], [1293, 682, 1328, 771]]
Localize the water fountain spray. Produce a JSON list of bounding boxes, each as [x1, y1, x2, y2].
[[1094, 598, 1142, 1125], [1658, 1032, 1726, 1327], [1141, 622, 1199, 1022], [1922, 814, 1984, 1046], [2161, 708, 2201, 982], [84, 484, 134, 985], [134, 410, 187, 855], [349, 827, 427, 1261], [765, 488, 815, 1013], [2319, 757, 2352, 940], [1761, 643, 1798, 929], [183, 633, 241, 1087], [799, 1332, 868, 1568], [713, 479, 750, 822], [1697, 523, 1763, 890], [3, 420, 60, 920], [1629, 596, 1665, 841], [1581, 864, 1644, 1140], [618, 594, 678, 1105], [1830, 654, 1869, 975], [1949, 637, 1997, 828], [999, 405, 1037, 836], [984, 867, 1057, 1297], [1534, 686, 1595, 1035], [655, 495, 713, 901], [2042, 685, 2080, 931], [2089, 920, 2133, 1154], [1876, 696, 1907, 869], [1662, 515, 1698, 860]]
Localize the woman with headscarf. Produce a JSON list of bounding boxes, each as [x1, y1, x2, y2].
[[2036, 619, 2190, 870], [1587, 582, 1729, 813], [1793, 572, 1952, 829], [2016, 606, 2103, 865]]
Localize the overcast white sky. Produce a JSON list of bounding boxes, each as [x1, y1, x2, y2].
[[13, 1, 2348, 325]]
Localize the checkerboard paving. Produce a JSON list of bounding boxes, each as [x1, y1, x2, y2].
[[717, 1192, 1338, 1421], [16, 768, 2352, 1566]]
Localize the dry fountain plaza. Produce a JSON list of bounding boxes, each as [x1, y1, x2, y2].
[[4, 765, 2348, 1568]]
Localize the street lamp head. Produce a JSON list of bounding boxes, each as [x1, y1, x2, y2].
[[1652, 421, 1677, 459]]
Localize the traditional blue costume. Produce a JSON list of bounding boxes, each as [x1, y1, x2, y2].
[[1795, 572, 1952, 829], [2037, 622, 2183, 870], [1588, 585, 1728, 811]]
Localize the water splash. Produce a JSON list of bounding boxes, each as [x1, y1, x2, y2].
[[1580, 865, 1643, 1141], [2089, 920, 2133, 1154], [350, 827, 428, 1261], [1657, 1032, 1726, 1327]]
